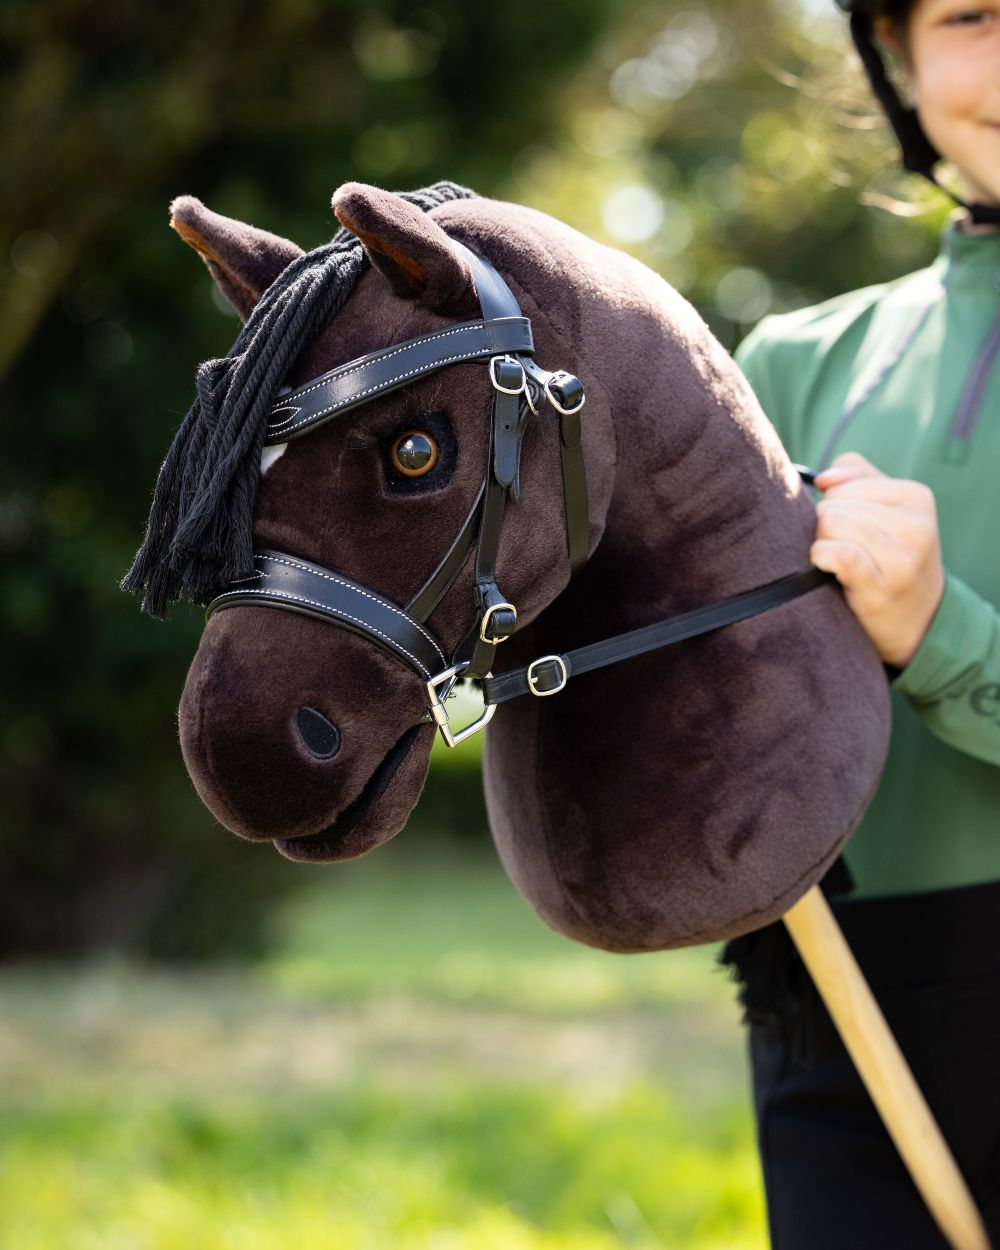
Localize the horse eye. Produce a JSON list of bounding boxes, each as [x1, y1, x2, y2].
[[389, 430, 439, 477]]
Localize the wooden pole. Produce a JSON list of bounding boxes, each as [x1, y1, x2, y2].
[[782, 886, 991, 1250]]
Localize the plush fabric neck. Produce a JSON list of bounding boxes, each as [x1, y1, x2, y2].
[[425, 199, 886, 951]]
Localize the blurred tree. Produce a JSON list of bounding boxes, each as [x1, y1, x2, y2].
[[509, 0, 949, 349], [0, 0, 954, 957], [0, 0, 652, 958]]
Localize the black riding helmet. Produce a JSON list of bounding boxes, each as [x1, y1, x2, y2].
[[835, 0, 1000, 224]]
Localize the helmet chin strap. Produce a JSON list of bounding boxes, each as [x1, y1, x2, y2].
[[849, 12, 1000, 227]]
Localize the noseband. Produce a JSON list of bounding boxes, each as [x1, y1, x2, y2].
[[207, 238, 833, 746]]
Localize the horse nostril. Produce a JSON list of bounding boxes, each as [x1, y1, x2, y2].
[[295, 706, 342, 760]]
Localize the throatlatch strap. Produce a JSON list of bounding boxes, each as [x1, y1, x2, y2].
[[521, 359, 588, 573], [481, 568, 837, 704], [557, 394, 588, 572], [206, 550, 448, 680]]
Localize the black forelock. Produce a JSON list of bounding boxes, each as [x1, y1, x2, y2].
[[122, 181, 477, 619]]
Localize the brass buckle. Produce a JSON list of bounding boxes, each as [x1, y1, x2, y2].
[[489, 355, 526, 395], [526, 654, 568, 697], [425, 663, 496, 748], [479, 601, 517, 644]]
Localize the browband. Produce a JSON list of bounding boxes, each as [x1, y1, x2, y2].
[[265, 316, 534, 444], [264, 238, 532, 445]]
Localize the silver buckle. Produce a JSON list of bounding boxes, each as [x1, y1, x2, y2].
[[543, 377, 585, 416], [489, 355, 526, 395], [526, 654, 568, 697], [479, 601, 517, 644], [425, 664, 496, 748]]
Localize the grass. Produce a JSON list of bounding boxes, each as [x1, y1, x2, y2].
[[263, 849, 739, 1013], [0, 848, 767, 1249]]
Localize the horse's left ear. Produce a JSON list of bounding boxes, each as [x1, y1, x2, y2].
[[332, 182, 474, 312], [170, 196, 305, 322]]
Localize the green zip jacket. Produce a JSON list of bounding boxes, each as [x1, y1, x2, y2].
[[735, 219, 1000, 899]]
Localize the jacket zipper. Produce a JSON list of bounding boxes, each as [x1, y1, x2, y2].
[[948, 271, 1000, 442]]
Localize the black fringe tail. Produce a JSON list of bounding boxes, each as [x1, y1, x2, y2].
[[716, 853, 855, 1064]]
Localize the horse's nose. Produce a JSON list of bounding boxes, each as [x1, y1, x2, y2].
[[295, 706, 342, 759]]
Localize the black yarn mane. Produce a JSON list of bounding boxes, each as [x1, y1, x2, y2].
[[123, 181, 478, 619]]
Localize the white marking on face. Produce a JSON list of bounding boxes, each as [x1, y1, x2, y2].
[[261, 443, 287, 474]]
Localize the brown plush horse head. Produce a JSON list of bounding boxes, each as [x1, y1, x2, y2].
[[136, 182, 890, 952]]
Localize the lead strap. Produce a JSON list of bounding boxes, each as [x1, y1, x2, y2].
[[481, 567, 838, 705]]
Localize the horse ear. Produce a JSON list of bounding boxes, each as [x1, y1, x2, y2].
[[332, 182, 473, 311], [169, 196, 304, 322]]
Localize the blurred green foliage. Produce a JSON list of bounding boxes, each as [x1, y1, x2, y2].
[[517, 0, 949, 346], [1, 0, 953, 957]]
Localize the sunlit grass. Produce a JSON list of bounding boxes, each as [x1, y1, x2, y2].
[[0, 853, 766, 1249], [263, 847, 734, 1013], [1, 1083, 764, 1249]]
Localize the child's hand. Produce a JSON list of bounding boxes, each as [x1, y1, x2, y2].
[[810, 452, 946, 669]]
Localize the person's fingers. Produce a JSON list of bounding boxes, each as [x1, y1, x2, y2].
[[809, 537, 885, 593], [814, 451, 886, 486], [816, 476, 934, 509], [815, 499, 919, 560], [815, 497, 934, 556]]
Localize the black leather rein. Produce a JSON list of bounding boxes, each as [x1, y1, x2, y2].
[[207, 237, 836, 746]]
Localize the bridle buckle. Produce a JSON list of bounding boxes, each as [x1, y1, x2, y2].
[[489, 355, 526, 395], [544, 372, 585, 416], [426, 663, 496, 748], [480, 601, 517, 644], [526, 654, 568, 697]]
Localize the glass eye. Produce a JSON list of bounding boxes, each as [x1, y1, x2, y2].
[[390, 430, 439, 477]]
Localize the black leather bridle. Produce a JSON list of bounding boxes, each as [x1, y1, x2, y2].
[[207, 238, 833, 746]]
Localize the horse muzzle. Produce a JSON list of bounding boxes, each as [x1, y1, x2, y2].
[[178, 605, 435, 860]]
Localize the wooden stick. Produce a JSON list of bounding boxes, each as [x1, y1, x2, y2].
[[783, 886, 991, 1250]]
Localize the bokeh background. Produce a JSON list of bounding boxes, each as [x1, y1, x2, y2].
[[2, 0, 949, 1246]]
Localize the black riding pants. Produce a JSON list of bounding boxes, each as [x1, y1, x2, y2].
[[745, 879, 1000, 1250]]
